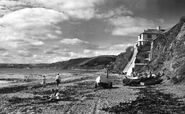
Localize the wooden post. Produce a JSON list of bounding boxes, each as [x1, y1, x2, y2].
[[106, 68, 109, 78]]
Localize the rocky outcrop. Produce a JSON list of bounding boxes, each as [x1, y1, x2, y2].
[[113, 46, 134, 73], [150, 16, 185, 84]]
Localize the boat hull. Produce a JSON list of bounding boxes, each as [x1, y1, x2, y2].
[[122, 77, 163, 86]]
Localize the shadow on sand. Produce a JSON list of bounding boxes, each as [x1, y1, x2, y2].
[[101, 86, 185, 114]]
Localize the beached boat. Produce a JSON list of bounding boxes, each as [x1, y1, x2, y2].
[[122, 76, 163, 86], [95, 75, 113, 88]]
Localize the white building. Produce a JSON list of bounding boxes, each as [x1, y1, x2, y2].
[[123, 26, 166, 75], [138, 26, 165, 46]]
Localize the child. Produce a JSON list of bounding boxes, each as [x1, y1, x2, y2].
[[42, 75, 46, 85], [48, 89, 61, 101], [55, 89, 61, 100]]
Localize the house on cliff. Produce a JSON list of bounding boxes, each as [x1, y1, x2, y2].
[[134, 26, 165, 72], [138, 26, 165, 46], [123, 26, 165, 75]]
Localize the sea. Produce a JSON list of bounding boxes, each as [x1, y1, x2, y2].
[[0, 68, 88, 88]]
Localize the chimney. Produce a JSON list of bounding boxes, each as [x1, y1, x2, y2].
[[157, 26, 161, 31]]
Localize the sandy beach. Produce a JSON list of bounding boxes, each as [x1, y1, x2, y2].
[[0, 69, 185, 114]]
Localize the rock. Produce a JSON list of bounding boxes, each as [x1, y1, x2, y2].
[[180, 16, 185, 23], [149, 16, 185, 84]]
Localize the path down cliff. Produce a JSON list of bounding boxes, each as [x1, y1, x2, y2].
[[123, 44, 138, 75]]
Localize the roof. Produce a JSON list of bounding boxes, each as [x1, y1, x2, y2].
[[141, 29, 165, 34]]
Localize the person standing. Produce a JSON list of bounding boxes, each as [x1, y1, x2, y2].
[[55, 74, 61, 86], [42, 75, 46, 86]]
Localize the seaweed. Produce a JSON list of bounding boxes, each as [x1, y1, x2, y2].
[[102, 86, 185, 114]]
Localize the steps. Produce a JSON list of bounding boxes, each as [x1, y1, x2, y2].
[[123, 44, 138, 75]]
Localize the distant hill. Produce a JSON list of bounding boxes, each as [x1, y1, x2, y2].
[[77, 55, 116, 69], [48, 58, 90, 69], [0, 51, 134, 72], [0, 55, 118, 70], [48, 55, 116, 69], [149, 16, 185, 84]]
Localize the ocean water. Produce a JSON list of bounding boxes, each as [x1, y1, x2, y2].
[[0, 68, 82, 88], [0, 68, 76, 78], [0, 80, 10, 84]]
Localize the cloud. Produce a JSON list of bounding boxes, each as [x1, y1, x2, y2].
[[60, 38, 98, 49], [83, 49, 94, 54], [52, 45, 61, 50], [83, 43, 133, 56], [96, 5, 133, 18], [2, 52, 10, 57], [0, 47, 6, 51], [0, 8, 67, 33], [1, 0, 105, 20], [109, 43, 133, 51], [0, 7, 67, 51], [0, 0, 153, 64], [47, 51, 87, 63], [64, 8, 96, 20], [157, 19, 164, 23], [108, 16, 156, 36], [30, 40, 44, 46], [20, 0, 104, 20], [55, 30, 62, 34], [60, 38, 89, 45], [18, 50, 33, 57], [0, 35, 44, 49], [44, 49, 70, 57], [0, 0, 29, 16], [95, 44, 132, 55], [48, 57, 70, 63]]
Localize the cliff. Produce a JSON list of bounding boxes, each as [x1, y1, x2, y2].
[[113, 46, 134, 73], [150, 16, 185, 84]]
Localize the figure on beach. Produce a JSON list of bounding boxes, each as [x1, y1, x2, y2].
[[55, 74, 61, 86], [42, 75, 46, 85], [49, 89, 61, 101]]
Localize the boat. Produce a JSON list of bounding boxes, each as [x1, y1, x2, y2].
[[122, 75, 163, 86], [95, 75, 113, 88]]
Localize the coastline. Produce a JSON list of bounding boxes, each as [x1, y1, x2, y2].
[[0, 70, 185, 114]]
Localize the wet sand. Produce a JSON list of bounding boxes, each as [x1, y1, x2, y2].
[[0, 72, 185, 114]]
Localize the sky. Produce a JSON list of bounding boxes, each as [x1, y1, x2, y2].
[[0, 0, 184, 63]]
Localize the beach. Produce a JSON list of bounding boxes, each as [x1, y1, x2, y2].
[[0, 68, 185, 114]]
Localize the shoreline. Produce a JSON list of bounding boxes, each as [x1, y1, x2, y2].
[[0, 72, 185, 114]]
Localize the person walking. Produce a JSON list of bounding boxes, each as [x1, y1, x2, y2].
[[55, 74, 61, 86]]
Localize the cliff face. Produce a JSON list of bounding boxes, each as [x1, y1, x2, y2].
[[113, 46, 134, 73], [150, 16, 185, 84]]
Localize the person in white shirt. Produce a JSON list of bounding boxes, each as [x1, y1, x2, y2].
[[55, 74, 61, 86]]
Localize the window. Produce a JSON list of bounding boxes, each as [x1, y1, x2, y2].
[[147, 34, 152, 38]]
